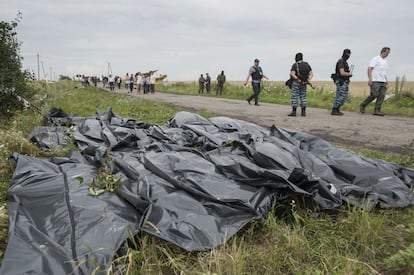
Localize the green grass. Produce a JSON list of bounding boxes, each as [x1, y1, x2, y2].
[[159, 81, 414, 117], [0, 80, 413, 274]]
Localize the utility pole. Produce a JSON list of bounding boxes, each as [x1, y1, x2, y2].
[[108, 62, 112, 76], [41, 61, 47, 80], [37, 53, 40, 81]]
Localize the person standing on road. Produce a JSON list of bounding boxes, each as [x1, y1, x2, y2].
[[136, 72, 142, 93], [216, 70, 226, 95], [125, 73, 129, 89], [288, 52, 313, 117], [198, 74, 206, 95], [331, 49, 353, 116], [244, 58, 269, 106], [117, 76, 122, 89], [128, 73, 134, 94], [150, 72, 156, 94], [205, 73, 211, 94], [359, 47, 391, 116], [108, 74, 115, 91]]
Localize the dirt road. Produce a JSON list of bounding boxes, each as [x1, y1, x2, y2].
[[103, 85, 414, 154], [119, 89, 414, 154]]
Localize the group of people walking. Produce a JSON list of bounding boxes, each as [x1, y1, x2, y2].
[[198, 71, 227, 95], [244, 47, 391, 117], [102, 72, 157, 95], [125, 72, 157, 94]]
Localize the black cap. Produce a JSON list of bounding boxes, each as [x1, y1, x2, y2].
[[254, 58, 259, 62]]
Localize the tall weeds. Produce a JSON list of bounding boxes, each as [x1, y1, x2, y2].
[[394, 75, 407, 100]]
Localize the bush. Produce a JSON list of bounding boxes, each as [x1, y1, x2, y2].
[[0, 11, 33, 118]]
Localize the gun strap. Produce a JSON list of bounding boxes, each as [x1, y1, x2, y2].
[[296, 62, 301, 79]]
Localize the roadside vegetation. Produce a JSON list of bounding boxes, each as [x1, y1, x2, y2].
[[159, 80, 414, 117], [0, 80, 413, 274]]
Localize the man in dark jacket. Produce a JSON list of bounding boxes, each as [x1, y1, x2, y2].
[[205, 73, 211, 93], [331, 49, 353, 115], [216, 71, 226, 95], [244, 58, 269, 106], [198, 74, 206, 94], [288, 52, 313, 117]]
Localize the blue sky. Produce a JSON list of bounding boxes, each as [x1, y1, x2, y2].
[[1, 0, 413, 81]]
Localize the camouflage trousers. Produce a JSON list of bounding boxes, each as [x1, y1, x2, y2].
[[290, 80, 307, 107], [333, 80, 349, 108], [216, 83, 224, 95]]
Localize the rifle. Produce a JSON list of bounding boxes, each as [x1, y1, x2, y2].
[[305, 81, 314, 89], [297, 79, 314, 89]]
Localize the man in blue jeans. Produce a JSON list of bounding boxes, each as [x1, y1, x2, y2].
[[244, 58, 269, 106], [360, 47, 391, 116]]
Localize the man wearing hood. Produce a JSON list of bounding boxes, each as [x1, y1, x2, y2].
[[331, 49, 353, 115]]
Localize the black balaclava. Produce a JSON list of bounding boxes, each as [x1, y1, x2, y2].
[[295, 52, 303, 62], [342, 49, 351, 60]]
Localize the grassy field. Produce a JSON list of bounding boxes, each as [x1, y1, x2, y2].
[[0, 80, 413, 274], [169, 80, 414, 97], [159, 80, 414, 117]]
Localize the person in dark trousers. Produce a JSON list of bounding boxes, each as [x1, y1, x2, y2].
[[288, 52, 313, 117], [359, 47, 391, 116], [205, 73, 211, 93], [216, 71, 226, 95], [108, 74, 115, 91], [128, 74, 134, 94], [117, 76, 122, 89], [244, 58, 269, 106], [331, 49, 353, 115]]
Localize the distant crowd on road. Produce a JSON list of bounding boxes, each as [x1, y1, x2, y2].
[[74, 70, 168, 95]]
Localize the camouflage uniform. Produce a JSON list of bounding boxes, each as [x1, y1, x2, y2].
[[331, 49, 352, 115], [288, 53, 312, 116], [333, 81, 349, 109], [198, 75, 206, 94], [290, 80, 307, 108], [216, 71, 226, 95]]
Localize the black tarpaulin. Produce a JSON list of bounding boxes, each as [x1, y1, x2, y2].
[[1, 109, 413, 274]]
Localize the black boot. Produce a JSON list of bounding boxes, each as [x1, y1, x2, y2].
[[301, 107, 306, 117], [288, 106, 297, 116], [331, 107, 343, 116]]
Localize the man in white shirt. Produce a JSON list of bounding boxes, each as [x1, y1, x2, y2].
[[136, 72, 142, 93], [359, 47, 391, 116], [150, 72, 157, 94], [108, 74, 115, 91]]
